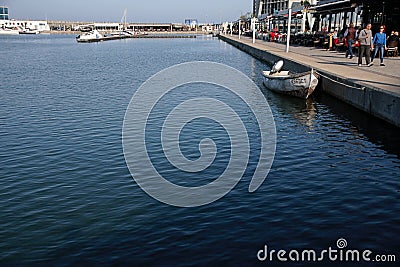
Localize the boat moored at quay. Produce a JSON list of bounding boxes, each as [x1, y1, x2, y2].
[[262, 60, 319, 99]]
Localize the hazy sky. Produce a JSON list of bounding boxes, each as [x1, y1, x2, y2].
[[3, 0, 252, 23]]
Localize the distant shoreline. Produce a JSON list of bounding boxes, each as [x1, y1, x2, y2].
[[43, 30, 210, 35]]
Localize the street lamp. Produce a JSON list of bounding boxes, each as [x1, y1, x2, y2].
[[286, 3, 293, 53], [251, 17, 258, 43], [239, 19, 241, 39]]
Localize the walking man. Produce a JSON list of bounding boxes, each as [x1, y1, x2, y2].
[[344, 23, 356, 59], [372, 26, 387, 66], [358, 23, 374, 67]]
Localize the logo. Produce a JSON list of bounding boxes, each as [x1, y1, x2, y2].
[[122, 61, 276, 207], [257, 238, 397, 263]]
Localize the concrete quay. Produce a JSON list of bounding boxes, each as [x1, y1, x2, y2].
[[219, 34, 400, 127]]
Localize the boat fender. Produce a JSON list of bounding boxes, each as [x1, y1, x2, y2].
[[271, 60, 284, 74]]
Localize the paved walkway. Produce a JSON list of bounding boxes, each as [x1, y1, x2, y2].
[[224, 34, 400, 96]]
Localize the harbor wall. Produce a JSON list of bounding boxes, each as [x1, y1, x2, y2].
[[218, 34, 400, 127]]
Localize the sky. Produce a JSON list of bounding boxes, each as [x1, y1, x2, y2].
[[2, 0, 252, 23]]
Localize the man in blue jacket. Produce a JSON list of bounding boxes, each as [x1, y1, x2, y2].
[[372, 26, 387, 66]]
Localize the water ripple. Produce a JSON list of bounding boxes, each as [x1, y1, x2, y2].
[[0, 35, 399, 266]]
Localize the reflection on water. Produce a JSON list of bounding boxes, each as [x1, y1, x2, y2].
[[316, 93, 400, 157], [262, 89, 318, 130]]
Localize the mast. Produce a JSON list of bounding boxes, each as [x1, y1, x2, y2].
[[121, 8, 127, 30]]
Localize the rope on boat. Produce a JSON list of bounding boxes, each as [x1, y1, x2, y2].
[[315, 71, 366, 90]]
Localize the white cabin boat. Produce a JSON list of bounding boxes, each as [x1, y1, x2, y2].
[[19, 28, 40, 35], [76, 30, 104, 43]]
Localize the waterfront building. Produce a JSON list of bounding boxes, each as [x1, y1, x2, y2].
[[0, 6, 9, 21], [254, 0, 317, 33], [298, 0, 398, 33], [4, 20, 50, 31], [201, 24, 215, 33], [0, 6, 50, 32], [50, 21, 186, 32], [185, 19, 198, 29], [253, 0, 399, 35], [309, 0, 361, 33], [351, 0, 399, 33]]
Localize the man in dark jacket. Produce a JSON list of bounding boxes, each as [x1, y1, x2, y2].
[[344, 23, 356, 59]]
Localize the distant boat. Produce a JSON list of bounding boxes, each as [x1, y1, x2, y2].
[[107, 30, 134, 37], [0, 27, 20, 35], [19, 29, 40, 35], [262, 60, 319, 99], [76, 29, 104, 43]]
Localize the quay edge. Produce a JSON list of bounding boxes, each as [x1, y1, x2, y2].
[[218, 34, 400, 128]]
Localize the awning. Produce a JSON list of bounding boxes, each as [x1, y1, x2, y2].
[[310, 0, 350, 9], [258, 14, 273, 20], [276, 5, 305, 17], [308, 0, 354, 13]]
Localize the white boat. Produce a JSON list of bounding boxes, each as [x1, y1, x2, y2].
[[109, 31, 129, 37], [19, 28, 40, 35], [76, 30, 104, 43], [108, 30, 134, 37], [262, 60, 319, 99], [0, 27, 20, 35]]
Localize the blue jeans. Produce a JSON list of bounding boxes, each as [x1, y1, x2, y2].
[[373, 44, 385, 63], [346, 39, 354, 57]]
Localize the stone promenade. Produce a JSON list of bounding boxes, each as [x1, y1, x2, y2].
[[219, 34, 400, 127]]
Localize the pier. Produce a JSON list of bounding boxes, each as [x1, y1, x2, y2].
[[76, 33, 197, 43], [219, 34, 400, 127]]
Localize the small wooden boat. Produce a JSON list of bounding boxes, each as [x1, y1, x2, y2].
[[262, 60, 319, 99]]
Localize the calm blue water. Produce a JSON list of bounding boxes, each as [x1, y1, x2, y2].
[[0, 34, 399, 266]]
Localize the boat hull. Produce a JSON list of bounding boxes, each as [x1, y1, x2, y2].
[[0, 30, 19, 35], [262, 70, 319, 99], [19, 31, 40, 35]]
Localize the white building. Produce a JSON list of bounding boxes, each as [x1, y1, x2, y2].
[[0, 6, 50, 32], [201, 24, 214, 33], [2, 20, 50, 31], [254, 0, 318, 33]]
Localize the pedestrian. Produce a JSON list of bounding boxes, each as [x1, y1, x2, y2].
[[387, 30, 399, 47], [344, 23, 356, 59], [357, 23, 374, 67], [387, 31, 395, 42], [372, 25, 387, 66]]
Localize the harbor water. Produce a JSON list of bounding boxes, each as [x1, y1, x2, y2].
[[0, 35, 399, 266]]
